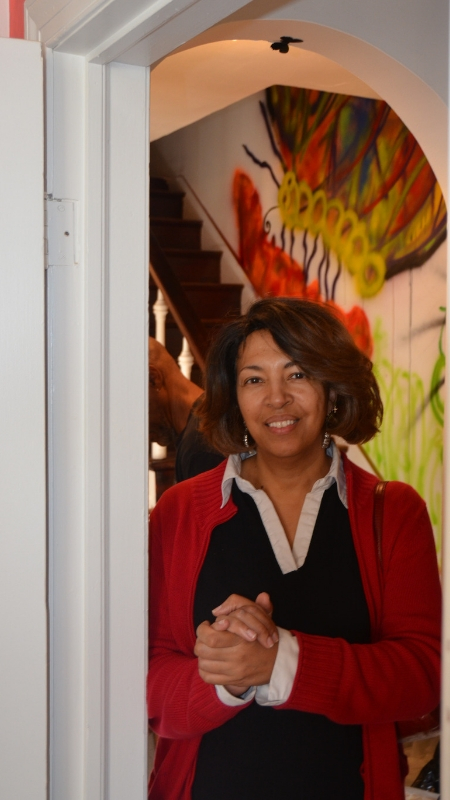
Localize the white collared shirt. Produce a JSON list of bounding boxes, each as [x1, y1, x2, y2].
[[215, 442, 348, 707]]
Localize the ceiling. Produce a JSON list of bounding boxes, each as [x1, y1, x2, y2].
[[150, 39, 380, 142]]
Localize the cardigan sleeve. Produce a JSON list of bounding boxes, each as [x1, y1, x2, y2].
[[277, 482, 441, 725], [147, 494, 250, 739]]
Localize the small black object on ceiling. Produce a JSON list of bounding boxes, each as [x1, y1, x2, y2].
[[270, 36, 303, 54]]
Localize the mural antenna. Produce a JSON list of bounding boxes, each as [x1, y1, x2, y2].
[[304, 233, 319, 284], [262, 205, 279, 235], [302, 229, 308, 277], [324, 247, 331, 300], [242, 144, 280, 188], [259, 101, 287, 172], [317, 245, 327, 295], [331, 259, 342, 300], [290, 229, 295, 259]]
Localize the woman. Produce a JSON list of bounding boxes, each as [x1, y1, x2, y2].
[[147, 298, 441, 800]]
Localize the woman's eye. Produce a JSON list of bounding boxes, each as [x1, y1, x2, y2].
[[243, 376, 262, 385], [290, 371, 306, 380]]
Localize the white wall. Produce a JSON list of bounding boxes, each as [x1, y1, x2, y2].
[[0, 38, 46, 800], [223, 0, 448, 103], [175, 18, 447, 203]]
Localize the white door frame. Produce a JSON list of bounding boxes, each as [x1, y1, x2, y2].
[[25, 1, 450, 797], [46, 51, 150, 798], [34, 3, 254, 794]]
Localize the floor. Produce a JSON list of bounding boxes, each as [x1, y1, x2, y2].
[[403, 735, 440, 788]]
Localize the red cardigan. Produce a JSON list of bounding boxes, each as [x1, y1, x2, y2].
[[147, 456, 441, 800]]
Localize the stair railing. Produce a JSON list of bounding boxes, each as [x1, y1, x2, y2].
[[150, 230, 209, 371], [177, 174, 240, 264], [150, 289, 195, 461], [149, 231, 210, 507]]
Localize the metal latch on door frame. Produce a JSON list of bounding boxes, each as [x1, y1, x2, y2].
[[45, 195, 80, 269]]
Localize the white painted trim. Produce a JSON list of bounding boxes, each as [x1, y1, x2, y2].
[[47, 51, 87, 800], [0, 38, 47, 800], [104, 61, 149, 799], [25, 6, 40, 40], [84, 60, 107, 798], [24, 0, 252, 62], [47, 52, 149, 798]]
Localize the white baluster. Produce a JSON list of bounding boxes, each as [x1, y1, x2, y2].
[[151, 442, 167, 459], [151, 289, 168, 460], [178, 337, 194, 380], [149, 469, 157, 510], [153, 289, 168, 346]]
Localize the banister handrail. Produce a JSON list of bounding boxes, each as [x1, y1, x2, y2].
[[177, 174, 241, 266], [149, 230, 209, 371]]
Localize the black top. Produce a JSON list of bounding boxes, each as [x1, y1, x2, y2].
[[175, 406, 224, 482], [192, 482, 371, 800]]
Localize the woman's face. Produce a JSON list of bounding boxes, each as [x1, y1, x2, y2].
[[236, 330, 331, 462]]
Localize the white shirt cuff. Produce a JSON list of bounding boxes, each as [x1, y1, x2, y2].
[[215, 684, 256, 706], [255, 627, 299, 706]]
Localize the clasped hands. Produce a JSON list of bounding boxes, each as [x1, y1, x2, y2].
[[194, 592, 279, 698]]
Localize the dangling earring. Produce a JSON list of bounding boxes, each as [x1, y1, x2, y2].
[[322, 430, 331, 449], [243, 424, 249, 448], [322, 404, 337, 449]]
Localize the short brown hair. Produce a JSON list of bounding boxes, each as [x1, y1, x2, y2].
[[197, 297, 382, 455]]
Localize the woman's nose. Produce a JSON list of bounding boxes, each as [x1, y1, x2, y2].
[[266, 381, 290, 407]]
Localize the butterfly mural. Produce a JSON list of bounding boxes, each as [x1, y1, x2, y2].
[[233, 86, 447, 358]]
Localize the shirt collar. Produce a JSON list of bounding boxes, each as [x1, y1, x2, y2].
[[220, 440, 347, 509]]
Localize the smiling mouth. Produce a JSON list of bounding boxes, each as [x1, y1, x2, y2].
[[267, 419, 297, 429]]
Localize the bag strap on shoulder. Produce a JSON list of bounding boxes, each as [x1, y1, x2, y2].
[[373, 481, 388, 576]]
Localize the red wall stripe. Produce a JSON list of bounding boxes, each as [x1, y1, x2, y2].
[[9, 0, 25, 38]]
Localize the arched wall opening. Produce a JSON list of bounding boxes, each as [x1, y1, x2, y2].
[[152, 18, 447, 198], [149, 16, 447, 787]]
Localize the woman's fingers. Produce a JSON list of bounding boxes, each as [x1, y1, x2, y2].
[[213, 611, 278, 648], [211, 594, 277, 648], [255, 592, 273, 615], [195, 629, 278, 688], [195, 620, 241, 649], [212, 593, 273, 617]]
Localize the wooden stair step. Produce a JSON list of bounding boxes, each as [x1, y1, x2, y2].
[[150, 176, 170, 192], [150, 282, 242, 320], [149, 177, 244, 399], [162, 248, 222, 283], [151, 218, 202, 250], [151, 318, 235, 357], [150, 189, 185, 220]]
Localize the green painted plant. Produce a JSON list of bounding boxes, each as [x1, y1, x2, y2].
[[363, 316, 444, 560], [430, 306, 445, 428]]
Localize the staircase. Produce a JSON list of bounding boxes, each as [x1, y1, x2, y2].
[[149, 176, 243, 495], [150, 176, 243, 385]]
